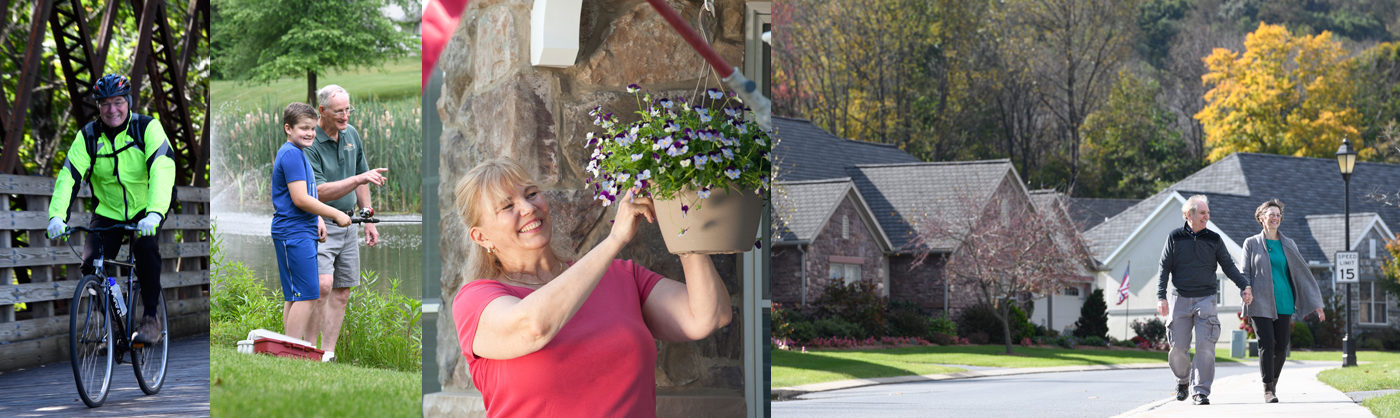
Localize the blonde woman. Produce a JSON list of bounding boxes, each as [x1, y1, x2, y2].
[[451, 158, 732, 417], [1240, 199, 1326, 403]]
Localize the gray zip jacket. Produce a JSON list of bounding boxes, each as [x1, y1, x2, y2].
[[1240, 230, 1326, 320], [1158, 222, 1251, 300]]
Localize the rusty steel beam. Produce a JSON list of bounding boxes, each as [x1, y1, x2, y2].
[[93, 0, 121, 70], [177, 0, 204, 73], [0, 0, 55, 175], [131, 0, 200, 186], [127, 0, 159, 97], [49, 0, 102, 125]]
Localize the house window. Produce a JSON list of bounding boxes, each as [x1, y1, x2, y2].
[[841, 215, 849, 239], [1064, 287, 1079, 297], [829, 262, 861, 285], [1371, 239, 1377, 259], [1361, 281, 1389, 325]]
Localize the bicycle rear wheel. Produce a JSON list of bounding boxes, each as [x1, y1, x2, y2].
[[70, 275, 113, 408], [130, 289, 168, 395]]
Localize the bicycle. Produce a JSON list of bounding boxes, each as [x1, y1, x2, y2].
[[59, 224, 169, 408]]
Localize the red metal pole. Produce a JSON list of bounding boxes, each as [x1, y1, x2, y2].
[[643, 0, 735, 78]]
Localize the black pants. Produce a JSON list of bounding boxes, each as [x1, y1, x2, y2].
[[1251, 314, 1292, 385], [80, 214, 162, 316]]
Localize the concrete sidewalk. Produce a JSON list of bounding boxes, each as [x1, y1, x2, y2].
[[1112, 364, 1373, 417]]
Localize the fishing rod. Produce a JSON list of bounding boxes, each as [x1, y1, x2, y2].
[[349, 208, 423, 224]]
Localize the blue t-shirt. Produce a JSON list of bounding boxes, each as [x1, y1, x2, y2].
[[271, 142, 319, 240]]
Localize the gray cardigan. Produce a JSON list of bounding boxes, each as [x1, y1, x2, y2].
[[1240, 230, 1326, 320]]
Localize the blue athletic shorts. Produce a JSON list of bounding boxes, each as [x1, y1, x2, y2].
[[274, 238, 320, 302]]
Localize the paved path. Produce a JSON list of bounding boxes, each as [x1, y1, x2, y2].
[[0, 335, 210, 417], [774, 361, 1374, 418]]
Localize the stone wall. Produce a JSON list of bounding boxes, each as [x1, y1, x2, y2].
[[771, 245, 803, 304], [434, 0, 758, 414], [802, 197, 886, 299]]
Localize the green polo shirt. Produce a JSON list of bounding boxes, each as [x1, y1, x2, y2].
[[305, 124, 369, 213]]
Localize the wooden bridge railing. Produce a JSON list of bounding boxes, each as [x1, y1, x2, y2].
[[0, 174, 209, 372]]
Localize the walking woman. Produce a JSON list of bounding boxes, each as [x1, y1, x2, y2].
[[451, 158, 732, 417], [1241, 199, 1326, 403]]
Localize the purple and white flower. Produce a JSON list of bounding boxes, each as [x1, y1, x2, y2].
[[707, 88, 724, 100], [724, 166, 741, 179], [627, 84, 641, 93]]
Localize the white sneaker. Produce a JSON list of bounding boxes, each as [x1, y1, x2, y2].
[[322, 351, 336, 363]]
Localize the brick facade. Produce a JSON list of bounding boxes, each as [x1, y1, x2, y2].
[[773, 196, 886, 305]]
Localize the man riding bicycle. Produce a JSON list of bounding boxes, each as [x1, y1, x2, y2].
[[46, 74, 175, 345]]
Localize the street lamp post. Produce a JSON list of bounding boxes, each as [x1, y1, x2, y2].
[[1337, 138, 1358, 367]]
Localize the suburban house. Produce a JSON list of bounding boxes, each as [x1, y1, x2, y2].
[[773, 117, 1098, 323], [1086, 153, 1400, 345]]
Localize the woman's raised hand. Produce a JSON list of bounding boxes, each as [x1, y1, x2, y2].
[[609, 188, 656, 245]]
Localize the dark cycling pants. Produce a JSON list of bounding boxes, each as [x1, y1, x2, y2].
[[80, 214, 162, 316]]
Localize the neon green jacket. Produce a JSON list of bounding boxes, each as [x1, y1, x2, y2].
[[49, 113, 176, 223]]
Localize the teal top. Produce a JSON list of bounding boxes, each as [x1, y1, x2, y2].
[[1267, 239, 1295, 315]]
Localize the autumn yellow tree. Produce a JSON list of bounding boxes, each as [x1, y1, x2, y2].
[[1195, 22, 1365, 162]]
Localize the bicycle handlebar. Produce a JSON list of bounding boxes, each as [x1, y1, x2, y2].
[[58, 224, 138, 238]]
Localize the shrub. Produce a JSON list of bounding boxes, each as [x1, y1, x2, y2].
[[955, 302, 1032, 345], [771, 303, 794, 340], [1073, 289, 1110, 340], [788, 321, 816, 341], [886, 302, 930, 338], [1131, 317, 1167, 346], [928, 332, 955, 346], [813, 317, 865, 339], [928, 313, 957, 336], [1290, 321, 1314, 349], [1079, 336, 1107, 347], [968, 331, 990, 345], [1020, 337, 1034, 347], [1359, 328, 1400, 350], [811, 281, 888, 338], [1115, 339, 1137, 348], [1308, 293, 1346, 348], [1363, 338, 1385, 350]]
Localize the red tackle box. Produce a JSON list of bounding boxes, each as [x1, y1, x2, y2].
[[252, 337, 325, 361]]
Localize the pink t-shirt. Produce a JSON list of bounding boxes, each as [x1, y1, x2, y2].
[[453, 259, 666, 418]]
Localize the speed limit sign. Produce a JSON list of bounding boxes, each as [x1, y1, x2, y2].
[[1336, 251, 1359, 284]]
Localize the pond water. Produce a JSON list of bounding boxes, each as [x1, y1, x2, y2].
[[215, 212, 422, 299]]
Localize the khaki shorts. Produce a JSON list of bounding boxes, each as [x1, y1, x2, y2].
[[317, 221, 360, 288]]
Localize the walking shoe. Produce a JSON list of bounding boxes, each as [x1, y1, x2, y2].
[[1175, 384, 1188, 401], [322, 351, 336, 363], [1265, 382, 1278, 403], [132, 315, 162, 345], [1193, 394, 1210, 405]]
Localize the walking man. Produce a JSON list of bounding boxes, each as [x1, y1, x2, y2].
[[304, 85, 388, 362], [1156, 194, 1253, 405]]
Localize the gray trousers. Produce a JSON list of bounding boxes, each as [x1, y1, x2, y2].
[[1167, 293, 1222, 397]]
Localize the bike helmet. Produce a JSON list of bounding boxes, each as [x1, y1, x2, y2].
[[93, 74, 132, 104]]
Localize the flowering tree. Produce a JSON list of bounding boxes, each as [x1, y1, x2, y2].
[[911, 190, 1092, 354]]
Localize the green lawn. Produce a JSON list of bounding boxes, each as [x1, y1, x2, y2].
[[1314, 351, 1400, 418], [211, 56, 421, 105], [774, 345, 1182, 388], [210, 346, 420, 417], [772, 345, 1368, 389]]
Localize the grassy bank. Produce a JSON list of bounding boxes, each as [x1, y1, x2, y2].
[[211, 57, 420, 104], [210, 229, 422, 372], [773, 345, 1175, 388], [211, 346, 419, 417], [1316, 351, 1400, 417], [213, 96, 422, 212]]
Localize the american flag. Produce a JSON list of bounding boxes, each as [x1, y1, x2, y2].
[[1116, 262, 1130, 305]]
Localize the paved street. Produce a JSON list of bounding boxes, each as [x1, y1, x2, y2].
[[774, 361, 1365, 418]]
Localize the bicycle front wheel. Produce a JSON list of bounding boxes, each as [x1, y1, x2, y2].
[[130, 289, 168, 395], [70, 275, 113, 408]]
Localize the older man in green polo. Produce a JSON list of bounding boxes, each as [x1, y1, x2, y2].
[[304, 84, 388, 362]]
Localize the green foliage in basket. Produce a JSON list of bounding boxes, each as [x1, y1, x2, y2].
[[585, 86, 772, 210]]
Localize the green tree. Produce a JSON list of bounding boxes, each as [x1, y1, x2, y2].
[[1073, 289, 1109, 340], [1080, 69, 1199, 198], [212, 0, 416, 105], [1351, 42, 1400, 163]]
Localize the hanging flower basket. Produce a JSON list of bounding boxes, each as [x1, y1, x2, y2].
[[585, 85, 772, 254]]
